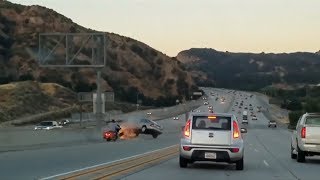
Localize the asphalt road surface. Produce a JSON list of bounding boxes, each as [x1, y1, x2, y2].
[[124, 90, 320, 180], [0, 88, 319, 180]]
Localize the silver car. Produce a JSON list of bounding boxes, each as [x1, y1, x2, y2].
[[291, 113, 320, 162], [179, 112, 247, 170], [138, 118, 163, 138]]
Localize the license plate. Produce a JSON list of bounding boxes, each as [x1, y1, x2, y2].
[[205, 152, 216, 159]]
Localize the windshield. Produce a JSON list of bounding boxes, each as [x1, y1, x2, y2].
[[192, 116, 231, 130], [306, 116, 320, 126]]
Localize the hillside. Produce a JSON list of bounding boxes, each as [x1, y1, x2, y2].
[[0, 81, 77, 123], [177, 48, 320, 90], [0, 0, 198, 109]]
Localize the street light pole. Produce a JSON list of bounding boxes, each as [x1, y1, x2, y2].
[[136, 93, 139, 110]]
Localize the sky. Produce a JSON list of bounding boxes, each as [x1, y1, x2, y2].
[[10, 0, 320, 56]]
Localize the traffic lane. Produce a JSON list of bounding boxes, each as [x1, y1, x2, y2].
[[0, 88, 232, 180], [0, 96, 203, 152], [124, 92, 306, 180], [0, 115, 185, 180], [240, 96, 320, 180], [123, 125, 297, 180]]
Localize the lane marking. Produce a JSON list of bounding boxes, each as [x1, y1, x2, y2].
[[39, 144, 178, 180], [263, 160, 270, 167]]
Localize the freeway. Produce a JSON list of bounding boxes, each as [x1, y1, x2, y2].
[[0, 88, 319, 180], [0, 89, 228, 180], [125, 90, 320, 180]]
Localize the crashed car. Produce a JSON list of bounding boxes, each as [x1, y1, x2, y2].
[[138, 119, 163, 138]]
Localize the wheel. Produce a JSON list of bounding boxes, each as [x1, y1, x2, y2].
[[291, 144, 297, 159], [179, 156, 188, 168], [152, 134, 158, 138], [141, 126, 147, 133], [106, 139, 111, 142], [236, 158, 244, 170], [297, 146, 305, 163]]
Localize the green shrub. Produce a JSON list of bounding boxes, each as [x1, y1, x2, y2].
[[288, 111, 304, 129]]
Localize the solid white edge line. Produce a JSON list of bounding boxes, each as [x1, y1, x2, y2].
[[39, 144, 178, 180], [263, 160, 270, 167]]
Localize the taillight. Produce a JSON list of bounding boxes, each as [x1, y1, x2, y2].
[[184, 120, 191, 137], [233, 121, 240, 139], [301, 127, 306, 138], [231, 148, 240, 153], [183, 146, 192, 151]]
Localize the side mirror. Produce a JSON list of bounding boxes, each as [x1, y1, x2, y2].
[[240, 128, 247, 133]]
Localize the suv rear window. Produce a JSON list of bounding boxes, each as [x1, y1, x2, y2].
[[192, 116, 231, 130], [305, 116, 320, 125]]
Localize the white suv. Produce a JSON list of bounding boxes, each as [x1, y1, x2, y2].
[[291, 113, 320, 162], [179, 112, 247, 170]]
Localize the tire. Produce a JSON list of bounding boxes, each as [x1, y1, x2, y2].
[[179, 156, 188, 168], [141, 126, 147, 133], [152, 134, 158, 138], [297, 146, 306, 163], [291, 144, 297, 159], [236, 158, 244, 170], [106, 139, 111, 142]]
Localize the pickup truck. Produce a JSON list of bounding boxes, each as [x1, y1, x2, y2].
[[34, 121, 63, 130], [291, 113, 320, 162]]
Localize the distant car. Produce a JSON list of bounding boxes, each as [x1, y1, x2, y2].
[[242, 119, 248, 124], [244, 107, 248, 110], [204, 101, 209, 105], [196, 110, 201, 113], [251, 115, 257, 120], [179, 112, 247, 170], [34, 121, 62, 130], [291, 113, 320, 162], [268, 121, 277, 128], [208, 106, 213, 110], [147, 112, 152, 115], [208, 110, 213, 113], [173, 117, 179, 120], [137, 118, 163, 138], [249, 104, 252, 106]]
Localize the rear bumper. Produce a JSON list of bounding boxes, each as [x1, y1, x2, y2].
[[299, 143, 320, 154], [179, 144, 243, 162]]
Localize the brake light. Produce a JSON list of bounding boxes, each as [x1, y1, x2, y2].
[[184, 120, 191, 137], [233, 121, 240, 139], [231, 148, 240, 153], [208, 116, 216, 119], [301, 127, 306, 138], [183, 146, 192, 151]]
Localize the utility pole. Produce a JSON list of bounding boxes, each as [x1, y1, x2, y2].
[[136, 93, 139, 110], [96, 69, 103, 130]]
